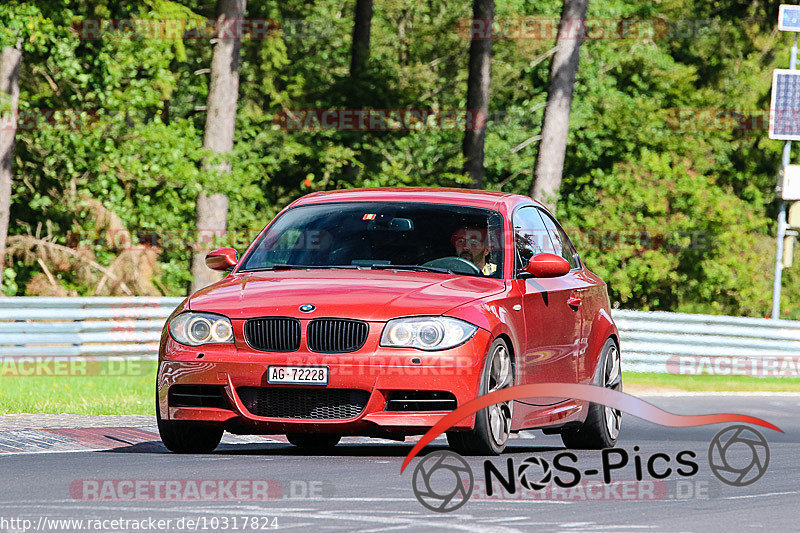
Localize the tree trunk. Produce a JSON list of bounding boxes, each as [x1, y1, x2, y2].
[[462, 0, 495, 189], [531, 0, 589, 213], [0, 41, 22, 272], [350, 0, 374, 78], [190, 0, 246, 293], [342, 0, 374, 180]]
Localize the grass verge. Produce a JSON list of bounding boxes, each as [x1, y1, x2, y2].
[[623, 372, 800, 393], [1, 360, 157, 415]]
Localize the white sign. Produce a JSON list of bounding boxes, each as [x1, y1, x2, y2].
[[779, 5, 800, 32], [781, 165, 800, 200], [770, 70, 800, 140]]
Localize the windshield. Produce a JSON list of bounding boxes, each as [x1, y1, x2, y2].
[[238, 201, 505, 278]]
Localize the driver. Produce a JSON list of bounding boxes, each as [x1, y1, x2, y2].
[[451, 228, 497, 276]]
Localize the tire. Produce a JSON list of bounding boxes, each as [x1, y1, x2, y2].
[[286, 433, 341, 450], [560, 338, 622, 449], [157, 413, 223, 454], [156, 393, 223, 453], [447, 337, 514, 455]]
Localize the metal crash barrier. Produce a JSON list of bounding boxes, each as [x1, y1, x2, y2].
[[1, 298, 799, 375], [0, 297, 183, 358]]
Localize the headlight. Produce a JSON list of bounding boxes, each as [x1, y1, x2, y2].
[[380, 317, 478, 351], [168, 312, 234, 346]]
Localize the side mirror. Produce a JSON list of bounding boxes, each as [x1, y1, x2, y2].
[[523, 253, 571, 278], [205, 247, 238, 271]]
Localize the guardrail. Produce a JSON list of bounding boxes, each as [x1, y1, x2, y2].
[[0, 297, 183, 357], [614, 309, 800, 374], [1, 298, 798, 374]]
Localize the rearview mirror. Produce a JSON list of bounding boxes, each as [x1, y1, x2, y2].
[[367, 216, 414, 231], [523, 253, 570, 278], [206, 247, 238, 271], [388, 217, 414, 231]]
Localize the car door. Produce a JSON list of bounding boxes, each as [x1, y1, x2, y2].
[[512, 206, 582, 386], [537, 208, 596, 374]]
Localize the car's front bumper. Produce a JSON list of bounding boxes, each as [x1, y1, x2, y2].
[[157, 324, 491, 436]]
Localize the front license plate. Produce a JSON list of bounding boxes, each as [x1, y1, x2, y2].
[[267, 365, 329, 385]]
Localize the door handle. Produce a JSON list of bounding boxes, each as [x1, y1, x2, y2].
[[567, 295, 582, 310]]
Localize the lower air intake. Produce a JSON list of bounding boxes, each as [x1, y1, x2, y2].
[[384, 391, 457, 412], [237, 387, 370, 420], [168, 385, 228, 409]]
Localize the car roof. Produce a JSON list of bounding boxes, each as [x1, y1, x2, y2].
[[290, 187, 540, 211]]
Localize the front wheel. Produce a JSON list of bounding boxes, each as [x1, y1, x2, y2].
[[157, 405, 223, 453], [447, 338, 514, 455], [561, 338, 622, 449]]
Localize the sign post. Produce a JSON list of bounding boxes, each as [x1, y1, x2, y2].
[[768, 7, 800, 319]]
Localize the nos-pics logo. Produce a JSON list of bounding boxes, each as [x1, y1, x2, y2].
[[411, 425, 770, 513]]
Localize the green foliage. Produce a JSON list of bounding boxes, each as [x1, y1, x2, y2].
[[1, 0, 795, 317], [560, 150, 773, 315]]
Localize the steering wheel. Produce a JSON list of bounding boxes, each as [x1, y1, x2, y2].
[[422, 256, 482, 275]]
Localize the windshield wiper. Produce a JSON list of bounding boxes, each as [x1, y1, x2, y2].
[[243, 264, 453, 274], [369, 264, 454, 275], [245, 264, 361, 272]]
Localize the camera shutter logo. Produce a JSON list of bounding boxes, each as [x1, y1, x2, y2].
[[517, 457, 552, 491], [708, 425, 770, 487], [411, 450, 473, 512]]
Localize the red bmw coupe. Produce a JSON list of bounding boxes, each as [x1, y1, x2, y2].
[[157, 188, 621, 455]]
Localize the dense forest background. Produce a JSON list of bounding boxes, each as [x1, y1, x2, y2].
[[1, 0, 798, 319]]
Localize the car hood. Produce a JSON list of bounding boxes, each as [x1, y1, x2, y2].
[[188, 269, 506, 321]]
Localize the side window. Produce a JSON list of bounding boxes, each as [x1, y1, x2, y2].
[[538, 209, 580, 269], [512, 206, 554, 271]]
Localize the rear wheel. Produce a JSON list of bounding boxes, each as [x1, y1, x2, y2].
[[447, 338, 514, 455], [156, 400, 223, 453], [286, 433, 341, 450], [560, 338, 622, 449]]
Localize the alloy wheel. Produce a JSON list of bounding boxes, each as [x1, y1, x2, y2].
[[486, 343, 514, 446], [603, 344, 622, 440]]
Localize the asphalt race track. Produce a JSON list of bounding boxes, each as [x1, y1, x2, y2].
[[1, 394, 798, 532]]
